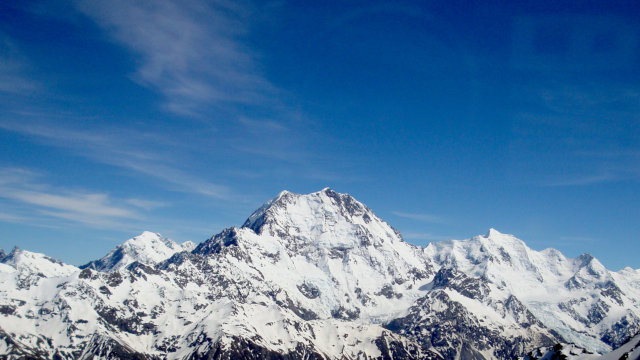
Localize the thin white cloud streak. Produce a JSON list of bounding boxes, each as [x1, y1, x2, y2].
[[74, 0, 275, 116], [230, 143, 308, 163], [0, 121, 230, 199], [0, 37, 39, 95], [537, 165, 640, 187], [0, 168, 145, 229], [539, 154, 640, 187], [0, 167, 38, 186], [6, 191, 134, 218], [537, 83, 640, 117], [118, 159, 229, 198], [392, 211, 446, 224], [238, 117, 289, 132], [512, 77, 640, 187], [4, 1, 316, 174], [0, 212, 28, 223], [0, 210, 61, 230], [126, 198, 167, 211], [0, 33, 40, 95], [541, 173, 615, 187]]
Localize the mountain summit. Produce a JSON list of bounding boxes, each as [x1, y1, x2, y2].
[[80, 231, 189, 271], [1, 189, 639, 360], [242, 188, 402, 247]]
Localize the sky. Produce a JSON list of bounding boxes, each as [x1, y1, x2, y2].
[[0, 1, 638, 270]]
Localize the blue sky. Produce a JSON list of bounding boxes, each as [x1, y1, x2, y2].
[[0, 1, 638, 270]]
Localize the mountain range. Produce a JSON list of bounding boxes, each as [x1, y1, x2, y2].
[[0, 188, 639, 359]]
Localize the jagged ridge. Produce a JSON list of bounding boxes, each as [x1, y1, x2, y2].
[[0, 188, 639, 360]]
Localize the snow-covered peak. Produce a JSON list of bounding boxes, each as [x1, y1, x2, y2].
[[0, 247, 77, 277], [423, 229, 640, 353], [80, 231, 187, 271], [424, 228, 534, 278], [241, 188, 403, 248], [132, 231, 177, 248], [565, 253, 611, 289], [180, 240, 196, 252], [482, 227, 528, 246], [486, 227, 503, 237], [188, 188, 433, 328], [423, 229, 617, 293]]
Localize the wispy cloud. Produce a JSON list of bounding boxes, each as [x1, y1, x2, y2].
[[537, 82, 640, 117], [74, 0, 275, 116], [537, 151, 640, 187], [114, 157, 229, 198], [541, 172, 615, 187], [0, 120, 230, 199], [7, 191, 134, 218], [392, 211, 446, 224], [238, 116, 289, 132], [231, 143, 309, 163], [1, 2, 320, 194], [0, 35, 39, 95], [512, 77, 640, 187], [0, 168, 148, 229], [126, 198, 167, 211], [0, 212, 28, 223]]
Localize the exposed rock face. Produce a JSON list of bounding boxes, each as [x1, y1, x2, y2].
[[1, 188, 639, 360], [387, 268, 558, 360], [521, 333, 640, 360]]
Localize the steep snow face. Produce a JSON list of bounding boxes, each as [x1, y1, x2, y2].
[[197, 188, 434, 324], [425, 229, 640, 353], [0, 249, 82, 357], [80, 231, 186, 271], [0, 248, 77, 278], [180, 241, 197, 252], [424, 229, 580, 300], [243, 188, 403, 249]]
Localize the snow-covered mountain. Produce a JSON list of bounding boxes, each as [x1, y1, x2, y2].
[[0, 247, 78, 279], [424, 229, 640, 353], [80, 231, 192, 271], [0, 188, 639, 360]]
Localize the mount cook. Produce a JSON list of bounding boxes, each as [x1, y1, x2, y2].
[[1, 188, 639, 359]]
